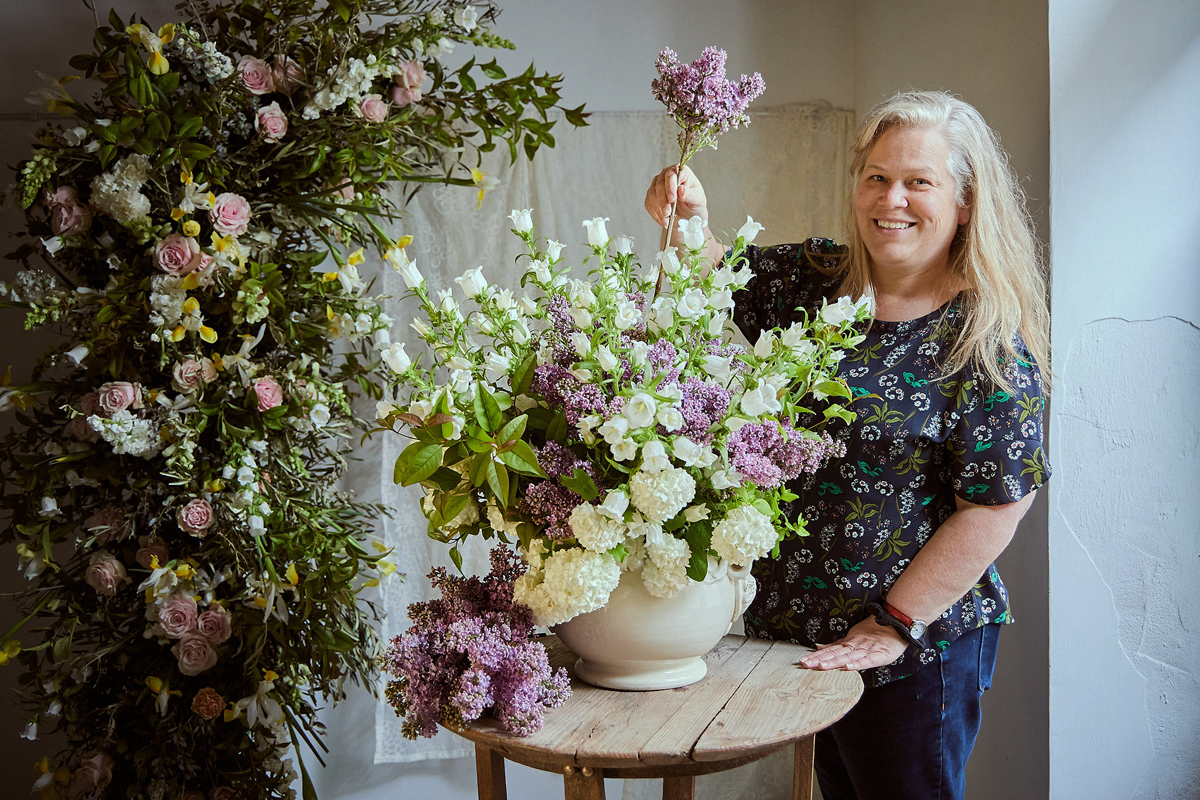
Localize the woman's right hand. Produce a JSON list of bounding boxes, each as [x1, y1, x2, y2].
[[645, 165, 708, 229]]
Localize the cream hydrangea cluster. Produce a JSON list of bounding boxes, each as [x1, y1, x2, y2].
[[711, 504, 777, 567], [513, 544, 621, 627], [628, 466, 696, 522]]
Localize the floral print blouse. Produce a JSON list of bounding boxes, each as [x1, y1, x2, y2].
[[732, 239, 1050, 687]]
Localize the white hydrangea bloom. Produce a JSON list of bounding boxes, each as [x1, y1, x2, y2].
[[485, 501, 521, 537], [642, 533, 691, 598], [568, 502, 626, 553], [617, 534, 647, 573], [711, 504, 778, 566], [514, 547, 620, 627], [628, 466, 696, 522]]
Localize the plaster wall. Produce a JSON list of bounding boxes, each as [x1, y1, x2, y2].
[[1047, 1, 1200, 797], [850, 3, 1052, 797]]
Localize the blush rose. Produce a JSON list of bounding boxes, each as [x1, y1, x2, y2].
[[159, 595, 199, 639], [392, 60, 426, 106], [271, 56, 304, 95], [177, 498, 214, 537], [358, 94, 390, 122], [65, 751, 114, 800], [85, 552, 127, 596], [209, 193, 252, 237], [97, 381, 142, 415], [155, 234, 203, 276], [173, 634, 219, 676], [172, 357, 217, 393], [196, 604, 232, 644], [256, 101, 288, 143], [135, 536, 170, 570], [237, 55, 275, 95], [253, 375, 284, 411]]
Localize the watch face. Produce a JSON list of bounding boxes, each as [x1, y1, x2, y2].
[[910, 621, 927, 639]]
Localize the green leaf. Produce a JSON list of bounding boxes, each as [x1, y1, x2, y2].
[[473, 386, 503, 432], [511, 353, 536, 395], [497, 414, 528, 445], [823, 404, 856, 424], [682, 525, 713, 581], [486, 460, 509, 508], [546, 411, 568, 443], [560, 467, 599, 501], [498, 440, 546, 477], [425, 466, 464, 492], [816, 380, 851, 399], [449, 545, 463, 572], [394, 442, 442, 486]]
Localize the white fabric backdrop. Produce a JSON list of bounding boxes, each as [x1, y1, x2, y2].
[[362, 102, 854, 766]]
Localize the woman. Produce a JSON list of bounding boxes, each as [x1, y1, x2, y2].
[[644, 91, 1051, 800]]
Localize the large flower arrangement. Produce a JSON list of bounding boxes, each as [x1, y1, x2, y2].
[[0, 1, 584, 798], [380, 212, 872, 629]]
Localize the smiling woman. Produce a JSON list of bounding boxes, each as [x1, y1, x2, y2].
[[645, 89, 1052, 800]]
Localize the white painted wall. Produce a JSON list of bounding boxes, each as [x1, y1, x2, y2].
[[851, 3, 1052, 797], [1047, 1, 1200, 797]]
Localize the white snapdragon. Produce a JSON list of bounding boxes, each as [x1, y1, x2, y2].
[[582, 217, 610, 248], [711, 504, 778, 566]]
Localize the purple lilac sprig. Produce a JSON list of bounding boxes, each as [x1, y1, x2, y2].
[[382, 547, 571, 740], [520, 442, 603, 540], [651, 46, 765, 160], [725, 422, 846, 488]]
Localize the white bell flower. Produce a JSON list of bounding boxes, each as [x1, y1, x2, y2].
[[614, 235, 635, 255], [596, 345, 620, 373], [675, 288, 707, 320], [710, 467, 744, 490], [455, 266, 489, 298], [571, 307, 593, 329], [754, 329, 776, 359], [598, 489, 630, 521], [382, 342, 411, 374], [613, 299, 640, 330], [740, 382, 782, 417], [701, 355, 732, 381], [623, 392, 657, 429], [611, 437, 638, 461], [598, 416, 629, 445], [820, 296, 858, 326], [656, 405, 684, 432], [640, 439, 671, 473], [571, 332, 591, 357], [737, 215, 764, 243], [656, 249, 681, 275], [544, 240, 565, 261], [508, 208, 533, 233], [582, 217, 610, 248], [671, 436, 708, 467], [677, 215, 707, 249]]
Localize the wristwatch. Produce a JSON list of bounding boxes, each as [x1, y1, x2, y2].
[[865, 599, 928, 649]]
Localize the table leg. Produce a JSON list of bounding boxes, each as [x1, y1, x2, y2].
[[475, 743, 508, 800], [793, 736, 815, 800], [563, 766, 606, 800], [662, 775, 695, 800]]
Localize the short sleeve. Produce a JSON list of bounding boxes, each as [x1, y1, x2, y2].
[[731, 239, 844, 343], [943, 343, 1051, 505]]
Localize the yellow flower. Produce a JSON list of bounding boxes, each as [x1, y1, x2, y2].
[[253, 595, 269, 609], [205, 478, 224, 492], [182, 220, 201, 237], [146, 676, 181, 715], [347, 248, 365, 266], [377, 559, 396, 576], [371, 541, 389, 553], [284, 563, 299, 587], [171, 208, 186, 221], [182, 273, 201, 291], [174, 563, 195, 580], [199, 325, 217, 344], [362, 578, 380, 588], [471, 167, 499, 209], [326, 304, 335, 321], [157, 23, 176, 44], [180, 168, 193, 185], [264, 670, 279, 681], [322, 272, 339, 283], [171, 326, 186, 342], [0, 639, 21, 666], [148, 50, 170, 75]]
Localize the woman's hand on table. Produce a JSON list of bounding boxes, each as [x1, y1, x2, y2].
[[645, 164, 709, 228], [798, 618, 909, 672]]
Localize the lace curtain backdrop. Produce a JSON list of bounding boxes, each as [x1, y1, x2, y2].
[[357, 102, 854, 770]]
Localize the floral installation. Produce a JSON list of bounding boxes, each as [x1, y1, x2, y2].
[[379, 209, 872, 630], [651, 45, 765, 240], [381, 545, 571, 739], [0, 1, 583, 798]]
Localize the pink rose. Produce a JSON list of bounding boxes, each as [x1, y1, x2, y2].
[[84, 551, 127, 596], [177, 498, 214, 537], [173, 633, 218, 676], [97, 381, 142, 415], [46, 186, 79, 208], [66, 751, 114, 800], [358, 94, 390, 122], [271, 56, 304, 95], [87, 506, 125, 544], [160, 595, 199, 639], [392, 60, 426, 106], [255, 101, 288, 143], [155, 234, 203, 276], [253, 375, 284, 412], [209, 193, 252, 237], [135, 536, 170, 570], [237, 54, 275, 95], [52, 202, 93, 236], [196, 604, 232, 644], [172, 357, 217, 393]]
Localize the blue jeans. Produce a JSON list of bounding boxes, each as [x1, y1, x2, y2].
[[814, 624, 1001, 800]]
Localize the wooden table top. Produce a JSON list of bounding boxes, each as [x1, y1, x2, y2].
[[449, 634, 863, 777]]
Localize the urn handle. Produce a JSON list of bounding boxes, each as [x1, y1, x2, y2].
[[727, 562, 758, 623]]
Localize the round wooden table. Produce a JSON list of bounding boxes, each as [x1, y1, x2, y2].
[[449, 634, 863, 800]]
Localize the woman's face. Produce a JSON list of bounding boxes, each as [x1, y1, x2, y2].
[[854, 126, 970, 279]]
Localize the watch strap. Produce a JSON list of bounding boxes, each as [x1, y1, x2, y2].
[[864, 601, 925, 650], [881, 599, 914, 628]]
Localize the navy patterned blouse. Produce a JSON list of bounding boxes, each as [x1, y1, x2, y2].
[[732, 239, 1050, 687]]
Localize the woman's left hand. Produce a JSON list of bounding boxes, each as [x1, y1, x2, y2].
[[798, 617, 910, 672]]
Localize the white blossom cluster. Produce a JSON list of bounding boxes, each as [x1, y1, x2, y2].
[[169, 27, 234, 82], [87, 409, 161, 457], [221, 442, 272, 536], [711, 504, 777, 567], [89, 154, 152, 225], [149, 275, 187, 328], [303, 54, 393, 119], [513, 543, 621, 627]]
